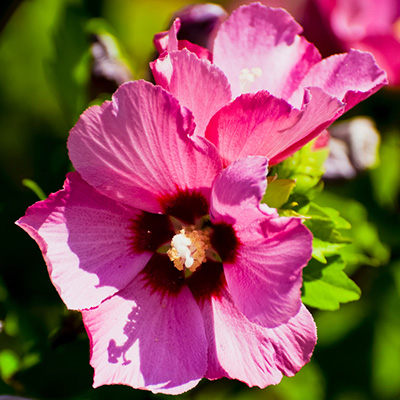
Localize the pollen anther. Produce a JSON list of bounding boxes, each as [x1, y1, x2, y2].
[[239, 67, 263, 92], [167, 228, 209, 272]]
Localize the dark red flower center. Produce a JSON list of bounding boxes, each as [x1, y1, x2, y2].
[[130, 189, 240, 301]]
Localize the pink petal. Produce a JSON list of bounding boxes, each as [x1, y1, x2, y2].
[[290, 49, 388, 111], [153, 18, 180, 54], [213, 3, 321, 99], [16, 172, 151, 310], [151, 49, 231, 137], [68, 80, 222, 213], [178, 40, 213, 61], [327, 0, 397, 41], [356, 35, 400, 86], [210, 157, 313, 327], [210, 156, 269, 222], [200, 289, 317, 387], [205, 88, 344, 167], [82, 265, 208, 395], [226, 215, 312, 327]]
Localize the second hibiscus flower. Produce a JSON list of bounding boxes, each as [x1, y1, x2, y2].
[[152, 2, 387, 166]]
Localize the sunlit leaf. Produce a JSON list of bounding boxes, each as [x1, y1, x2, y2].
[[272, 140, 329, 199], [303, 202, 351, 263], [302, 256, 361, 310], [262, 177, 296, 209]]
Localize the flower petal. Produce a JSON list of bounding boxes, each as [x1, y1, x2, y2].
[[213, 3, 321, 99], [210, 156, 269, 222], [16, 172, 151, 310], [151, 49, 231, 137], [153, 17, 213, 61], [205, 89, 344, 167], [210, 157, 312, 327], [68, 80, 222, 213], [289, 49, 388, 111], [228, 214, 312, 327], [82, 262, 208, 395], [153, 18, 180, 54], [356, 35, 400, 86], [200, 289, 316, 387]]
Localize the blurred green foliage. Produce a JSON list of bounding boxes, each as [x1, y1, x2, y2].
[[1, 1, 400, 400]]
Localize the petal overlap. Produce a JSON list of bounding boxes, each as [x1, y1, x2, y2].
[[199, 288, 317, 387], [151, 49, 232, 137], [210, 157, 312, 326], [68, 80, 222, 213]]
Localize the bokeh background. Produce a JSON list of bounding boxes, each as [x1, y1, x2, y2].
[[1, 1, 399, 399]]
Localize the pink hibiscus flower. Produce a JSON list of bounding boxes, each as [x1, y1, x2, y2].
[[17, 80, 315, 394], [301, 0, 400, 86], [152, 3, 387, 166]]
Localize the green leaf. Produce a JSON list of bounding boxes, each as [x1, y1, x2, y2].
[[304, 202, 352, 263], [262, 177, 296, 209], [271, 140, 329, 199], [302, 256, 361, 310], [315, 190, 391, 269]]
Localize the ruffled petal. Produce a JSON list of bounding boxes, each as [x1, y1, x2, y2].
[[153, 18, 180, 54], [199, 289, 317, 387], [82, 264, 208, 395], [153, 18, 212, 61], [68, 80, 222, 213], [289, 49, 388, 111], [210, 158, 312, 326], [151, 49, 232, 137], [205, 88, 344, 167], [213, 3, 321, 99], [210, 156, 269, 222], [227, 214, 312, 327], [16, 172, 151, 310]]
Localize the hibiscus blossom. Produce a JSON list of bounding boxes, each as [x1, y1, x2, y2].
[[151, 2, 387, 166], [17, 80, 315, 394]]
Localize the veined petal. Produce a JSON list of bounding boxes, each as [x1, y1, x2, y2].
[[205, 89, 344, 167], [151, 49, 232, 137], [210, 156, 269, 222], [200, 289, 316, 387], [16, 172, 151, 310], [226, 214, 312, 327], [210, 157, 312, 327], [82, 266, 208, 395], [289, 49, 388, 110], [213, 3, 321, 100], [68, 80, 222, 213]]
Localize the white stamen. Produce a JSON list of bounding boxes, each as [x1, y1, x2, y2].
[[171, 233, 194, 268], [167, 228, 209, 272], [239, 67, 263, 92]]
